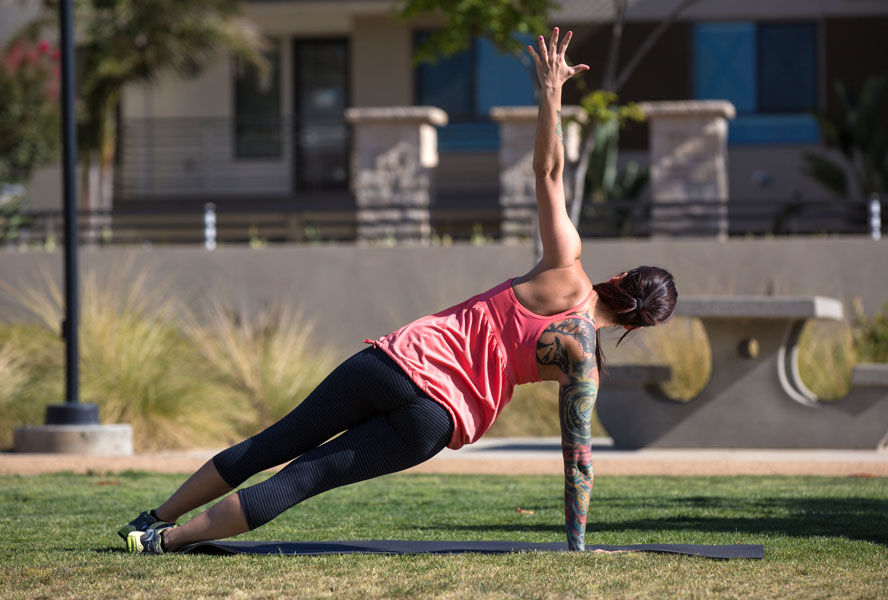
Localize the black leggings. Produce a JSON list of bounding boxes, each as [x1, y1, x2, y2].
[[212, 346, 453, 530]]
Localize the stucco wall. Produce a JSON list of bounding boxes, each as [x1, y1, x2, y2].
[[351, 15, 413, 107], [1, 238, 885, 358]]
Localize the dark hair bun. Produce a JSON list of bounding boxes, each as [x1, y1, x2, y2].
[[593, 266, 678, 330]]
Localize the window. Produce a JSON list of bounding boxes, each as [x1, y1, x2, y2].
[[693, 22, 819, 145], [415, 33, 535, 151], [293, 39, 349, 189], [234, 41, 282, 159]]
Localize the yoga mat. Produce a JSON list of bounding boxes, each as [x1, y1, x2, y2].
[[182, 540, 764, 560]]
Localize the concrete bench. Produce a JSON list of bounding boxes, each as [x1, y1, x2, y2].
[[596, 296, 888, 449]]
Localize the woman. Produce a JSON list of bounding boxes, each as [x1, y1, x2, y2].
[[121, 27, 677, 554]]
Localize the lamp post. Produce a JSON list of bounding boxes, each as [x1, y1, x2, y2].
[[45, 0, 98, 425]]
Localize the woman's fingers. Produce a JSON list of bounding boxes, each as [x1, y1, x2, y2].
[[527, 45, 542, 70], [535, 27, 586, 83], [570, 64, 591, 77], [558, 30, 572, 56]]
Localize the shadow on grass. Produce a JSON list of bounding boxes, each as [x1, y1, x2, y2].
[[421, 496, 888, 547]]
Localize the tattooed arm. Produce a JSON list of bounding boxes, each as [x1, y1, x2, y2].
[[537, 317, 598, 551]]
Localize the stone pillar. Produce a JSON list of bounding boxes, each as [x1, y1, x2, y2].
[[490, 106, 585, 240], [639, 101, 735, 238], [344, 106, 448, 243]]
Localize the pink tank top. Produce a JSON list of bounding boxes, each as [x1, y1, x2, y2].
[[367, 279, 595, 449]]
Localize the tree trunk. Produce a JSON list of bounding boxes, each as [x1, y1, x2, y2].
[[602, 0, 627, 92], [611, 0, 703, 94], [568, 125, 596, 226], [567, 0, 702, 230]]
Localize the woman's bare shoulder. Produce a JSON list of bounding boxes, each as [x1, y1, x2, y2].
[[512, 261, 592, 316]]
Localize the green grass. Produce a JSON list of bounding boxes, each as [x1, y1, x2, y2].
[[0, 473, 885, 599]]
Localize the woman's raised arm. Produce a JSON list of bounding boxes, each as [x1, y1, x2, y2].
[[527, 28, 589, 269]]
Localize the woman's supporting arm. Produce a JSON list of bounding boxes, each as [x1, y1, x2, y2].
[[537, 318, 598, 551], [527, 28, 589, 269], [559, 372, 596, 551]]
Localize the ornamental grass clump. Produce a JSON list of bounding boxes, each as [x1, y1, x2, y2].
[[185, 301, 337, 436], [0, 264, 339, 449], [0, 265, 238, 450], [78, 268, 241, 450], [610, 316, 712, 402], [797, 319, 855, 401], [0, 332, 36, 447], [853, 300, 888, 363]]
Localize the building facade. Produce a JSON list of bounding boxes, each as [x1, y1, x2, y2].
[[3, 0, 887, 237]]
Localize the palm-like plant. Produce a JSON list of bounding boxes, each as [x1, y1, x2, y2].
[[26, 0, 268, 221], [802, 73, 888, 198]]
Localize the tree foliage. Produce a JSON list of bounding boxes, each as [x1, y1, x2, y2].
[[398, 0, 555, 64], [802, 73, 888, 197], [398, 0, 675, 240], [577, 91, 645, 206], [853, 300, 888, 363], [30, 0, 268, 159], [0, 35, 60, 184]]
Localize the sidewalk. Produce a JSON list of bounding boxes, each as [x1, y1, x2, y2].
[[410, 438, 888, 476], [2, 438, 886, 476]]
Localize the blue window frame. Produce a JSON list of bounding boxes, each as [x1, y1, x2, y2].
[[415, 33, 535, 152], [693, 22, 819, 145]]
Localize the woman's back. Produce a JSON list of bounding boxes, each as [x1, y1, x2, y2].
[[369, 275, 596, 449]]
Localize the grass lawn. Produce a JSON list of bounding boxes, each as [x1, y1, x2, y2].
[[0, 473, 886, 599]]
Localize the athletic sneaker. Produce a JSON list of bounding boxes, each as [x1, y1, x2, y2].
[[117, 510, 174, 541], [127, 524, 176, 554]]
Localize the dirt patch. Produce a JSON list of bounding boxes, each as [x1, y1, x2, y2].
[[1, 451, 885, 477]]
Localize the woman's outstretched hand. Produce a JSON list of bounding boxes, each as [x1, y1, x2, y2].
[[527, 27, 590, 91]]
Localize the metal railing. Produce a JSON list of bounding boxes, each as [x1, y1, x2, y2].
[[116, 116, 349, 201], [577, 196, 877, 238], [2, 196, 880, 248]]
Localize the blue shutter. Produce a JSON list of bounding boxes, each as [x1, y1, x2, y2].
[[415, 33, 474, 120], [416, 33, 537, 152], [475, 35, 536, 114], [693, 22, 757, 113]]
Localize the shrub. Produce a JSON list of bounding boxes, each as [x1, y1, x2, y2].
[[607, 316, 712, 402], [184, 301, 337, 435], [0, 330, 38, 448], [853, 300, 888, 363], [489, 380, 608, 439], [0, 36, 60, 184], [797, 319, 855, 401], [0, 265, 242, 450], [1, 266, 338, 449]]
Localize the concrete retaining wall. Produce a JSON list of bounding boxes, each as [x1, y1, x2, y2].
[[1, 237, 885, 356]]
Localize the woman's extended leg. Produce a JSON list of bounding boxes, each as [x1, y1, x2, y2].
[[162, 392, 452, 551], [129, 348, 389, 527], [125, 346, 453, 552], [152, 460, 233, 523]]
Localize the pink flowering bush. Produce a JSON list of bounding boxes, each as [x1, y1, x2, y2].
[[0, 37, 61, 185]]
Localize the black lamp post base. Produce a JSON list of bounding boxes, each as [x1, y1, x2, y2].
[[45, 403, 99, 425]]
